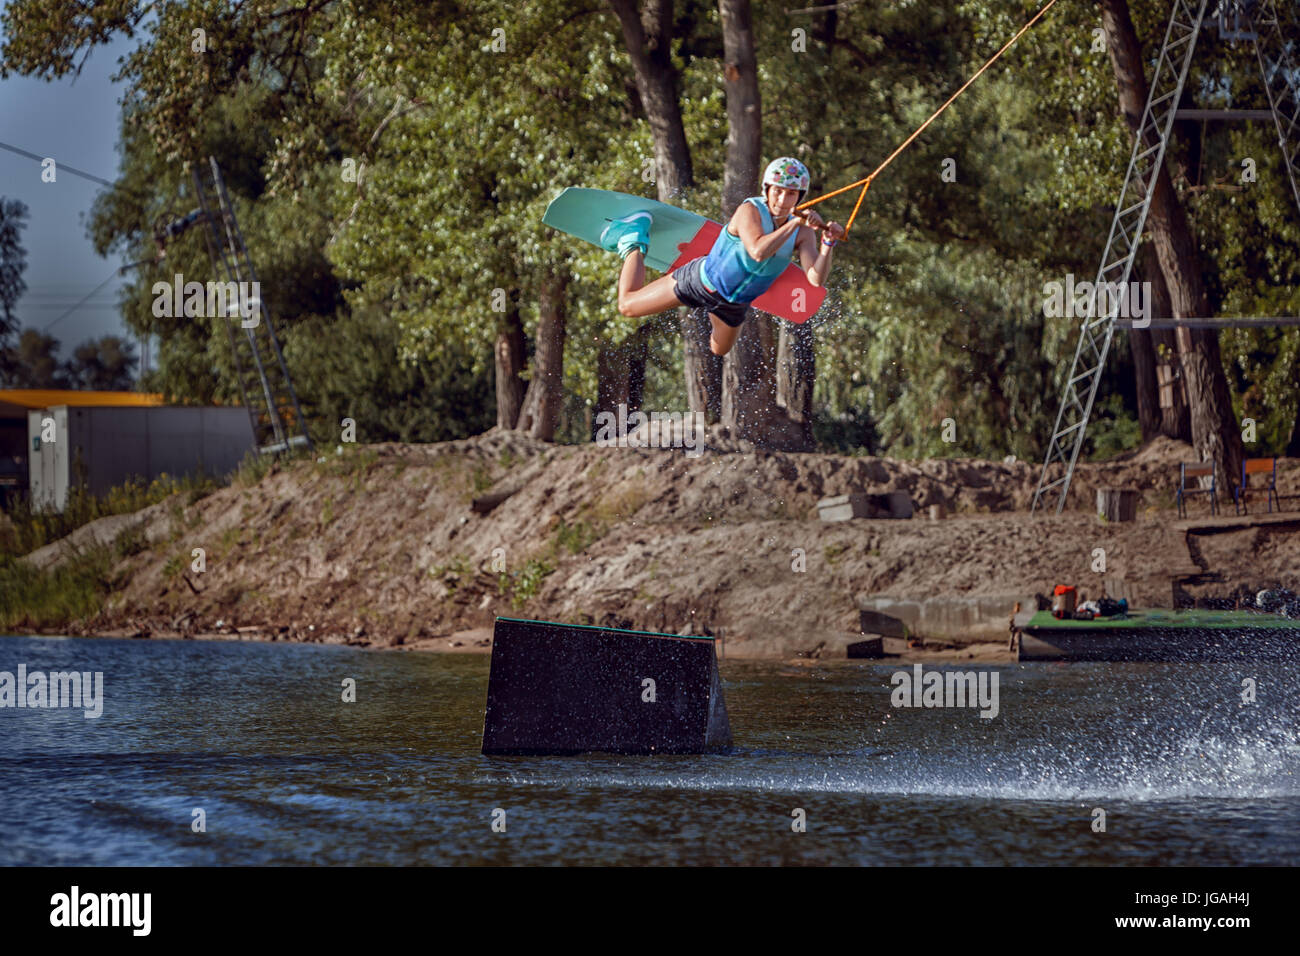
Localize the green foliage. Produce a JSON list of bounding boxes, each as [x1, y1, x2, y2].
[[0, 195, 28, 358], [2, 329, 69, 388], [1084, 393, 1143, 461], [4, 331, 138, 390], [65, 336, 138, 390], [551, 517, 603, 555], [287, 307, 492, 445], [4, 0, 1295, 462], [498, 557, 556, 610], [0, 546, 114, 630], [1, 473, 216, 559]]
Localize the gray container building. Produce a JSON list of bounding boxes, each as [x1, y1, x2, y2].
[[28, 405, 256, 512]]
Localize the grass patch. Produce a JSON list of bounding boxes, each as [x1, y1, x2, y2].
[[429, 554, 474, 592], [218, 526, 242, 558], [551, 517, 604, 555], [307, 445, 379, 488], [0, 546, 115, 630], [823, 542, 850, 565], [498, 558, 556, 610], [592, 480, 649, 523], [2, 471, 219, 560], [113, 523, 149, 560], [469, 465, 495, 494], [161, 552, 187, 581], [233, 450, 277, 489]]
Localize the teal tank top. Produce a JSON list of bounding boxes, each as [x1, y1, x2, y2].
[[700, 196, 799, 303]]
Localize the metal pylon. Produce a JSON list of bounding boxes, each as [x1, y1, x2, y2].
[[1249, 1, 1300, 215], [1033, 0, 1210, 514], [191, 156, 313, 456]]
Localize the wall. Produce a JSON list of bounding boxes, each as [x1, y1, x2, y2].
[[27, 406, 255, 511]]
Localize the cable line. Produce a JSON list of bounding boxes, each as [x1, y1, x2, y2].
[[41, 268, 121, 333], [797, 0, 1061, 237], [0, 140, 114, 187]]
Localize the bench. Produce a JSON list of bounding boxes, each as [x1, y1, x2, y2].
[[1176, 461, 1218, 518], [1233, 456, 1279, 515]]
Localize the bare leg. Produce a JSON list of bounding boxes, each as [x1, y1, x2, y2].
[[709, 314, 741, 356], [616, 251, 684, 318]]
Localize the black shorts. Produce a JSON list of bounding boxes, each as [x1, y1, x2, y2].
[[671, 258, 750, 327]]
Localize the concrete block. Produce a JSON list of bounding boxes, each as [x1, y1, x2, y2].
[[859, 608, 909, 638], [818, 491, 913, 521], [858, 593, 1035, 642], [847, 636, 884, 658]]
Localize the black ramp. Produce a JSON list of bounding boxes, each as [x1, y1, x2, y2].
[[482, 617, 732, 755]]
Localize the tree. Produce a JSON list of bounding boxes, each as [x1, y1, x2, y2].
[[606, 0, 722, 422], [287, 307, 493, 442], [0, 198, 29, 380], [1100, 0, 1242, 485], [715, 0, 792, 446], [3, 329, 69, 388], [1129, 243, 1190, 441], [66, 336, 138, 390]]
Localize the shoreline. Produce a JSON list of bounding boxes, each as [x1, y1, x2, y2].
[[7, 625, 1017, 664], [7, 432, 1295, 662]]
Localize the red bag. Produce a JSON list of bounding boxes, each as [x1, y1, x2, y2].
[[1052, 584, 1077, 620]]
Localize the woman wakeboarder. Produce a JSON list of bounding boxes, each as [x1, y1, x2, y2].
[[598, 157, 845, 356]]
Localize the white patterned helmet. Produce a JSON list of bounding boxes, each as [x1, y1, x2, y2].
[[762, 157, 810, 193]]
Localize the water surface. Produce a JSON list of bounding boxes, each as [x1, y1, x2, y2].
[[1, 635, 1295, 865]]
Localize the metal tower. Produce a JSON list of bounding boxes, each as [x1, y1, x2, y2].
[[190, 157, 313, 456], [1032, 0, 1299, 514]]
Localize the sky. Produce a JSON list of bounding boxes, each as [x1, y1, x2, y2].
[[0, 19, 136, 361]]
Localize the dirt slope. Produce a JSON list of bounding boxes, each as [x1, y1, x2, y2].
[[28, 429, 1300, 656]]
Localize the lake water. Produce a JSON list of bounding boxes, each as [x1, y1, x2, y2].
[[1, 635, 1296, 865]]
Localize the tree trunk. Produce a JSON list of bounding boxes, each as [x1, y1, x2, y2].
[[814, 5, 838, 51], [494, 307, 527, 429], [776, 319, 815, 449], [1136, 241, 1191, 441], [606, 0, 694, 198], [718, 0, 762, 217], [593, 325, 648, 438], [516, 273, 568, 441], [1154, 325, 1191, 441], [717, 0, 796, 445], [608, 1, 716, 419], [1176, 325, 1240, 478], [1129, 325, 1161, 442], [682, 309, 722, 423], [1101, 0, 1242, 486], [1130, 243, 1173, 441], [720, 310, 774, 439]]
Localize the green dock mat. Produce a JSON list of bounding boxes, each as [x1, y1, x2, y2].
[[1027, 609, 1300, 630]]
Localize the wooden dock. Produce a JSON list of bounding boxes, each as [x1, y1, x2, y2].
[[1018, 609, 1300, 662]]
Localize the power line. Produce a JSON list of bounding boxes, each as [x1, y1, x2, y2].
[[0, 140, 113, 187], [41, 268, 121, 332]]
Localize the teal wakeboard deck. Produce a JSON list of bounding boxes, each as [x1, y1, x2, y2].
[[543, 187, 826, 324]]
